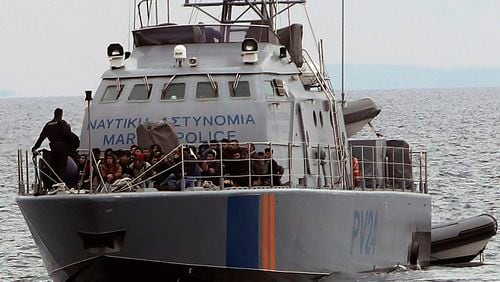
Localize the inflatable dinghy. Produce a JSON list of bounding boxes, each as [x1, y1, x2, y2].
[[343, 98, 381, 137], [431, 214, 497, 265]]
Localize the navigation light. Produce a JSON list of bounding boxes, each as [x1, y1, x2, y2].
[[174, 45, 187, 67]]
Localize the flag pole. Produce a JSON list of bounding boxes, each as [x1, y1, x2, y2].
[[85, 90, 93, 192]]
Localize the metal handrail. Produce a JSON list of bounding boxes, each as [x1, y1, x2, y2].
[[16, 141, 429, 195]]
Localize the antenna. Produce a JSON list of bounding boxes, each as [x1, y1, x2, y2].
[[184, 0, 304, 28], [85, 90, 93, 192], [167, 0, 170, 23], [341, 0, 345, 106]]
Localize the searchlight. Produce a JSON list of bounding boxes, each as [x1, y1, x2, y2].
[[107, 43, 128, 69], [241, 38, 258, 64]]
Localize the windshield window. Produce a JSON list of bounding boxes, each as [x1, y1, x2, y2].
[[161, 83, 186, 101], [229, 81, 251, 98], [101, 85, 124, 102], [196, 82, 219, 99], [128, 84, 152, 100], [263, 81, 275, 97], [133, 24, 279, 46]]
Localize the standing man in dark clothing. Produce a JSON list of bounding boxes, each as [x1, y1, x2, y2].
[[32, 108, 72, 181]]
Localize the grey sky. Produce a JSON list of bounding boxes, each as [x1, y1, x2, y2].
[[1, 0, 499, 97]]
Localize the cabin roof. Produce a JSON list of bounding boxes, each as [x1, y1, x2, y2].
[[102, 42, 300, 79]]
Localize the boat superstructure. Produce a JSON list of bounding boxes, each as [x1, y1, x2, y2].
[[16, 1, 432, 281]]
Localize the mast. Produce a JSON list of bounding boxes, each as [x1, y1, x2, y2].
[[221, 0, 231, 23], [183, 0, 305, 30]]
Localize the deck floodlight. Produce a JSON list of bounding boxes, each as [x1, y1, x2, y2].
[[188, 57, 198, 67], [174, 45, 187, 67], [107, 43, 126, 69], [241, 38, 258, 64]]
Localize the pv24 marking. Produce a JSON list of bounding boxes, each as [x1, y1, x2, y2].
[[350, 210, 378, 255]]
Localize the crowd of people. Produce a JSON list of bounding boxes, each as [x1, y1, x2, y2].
[[32, 108, 284, 192], [75, 139, 285, 191]]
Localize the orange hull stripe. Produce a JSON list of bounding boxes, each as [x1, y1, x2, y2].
[[269, 193, 277, 270], [262, 194, 269, 269]]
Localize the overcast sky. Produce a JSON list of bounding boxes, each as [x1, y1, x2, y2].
[[1, 0, 499, 97]]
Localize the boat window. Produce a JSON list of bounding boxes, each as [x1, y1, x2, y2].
[[228, 81, 251, 98], [101, 85, 124, 102], [161, 83, 186, 101], [264, 79, 287, 97], [128, 84, 152, 100], [263, 81, 275, 97], [196, 82, 219, 99], [133, 24, 279, 47], [272, 79, 288, 96]]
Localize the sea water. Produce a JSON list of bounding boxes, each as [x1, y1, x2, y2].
[[0, 88, 498, 281]]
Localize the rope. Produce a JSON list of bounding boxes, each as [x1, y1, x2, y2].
[[124, 144, 183, 189], [302, 4, 319, 55], [32, 158, 59, 185], [127, 0, 133, 50], [287, 0, 293, 52], [188, 0, 200, 24], [38, 156, 65, 184], [91, 153, 107, 192]]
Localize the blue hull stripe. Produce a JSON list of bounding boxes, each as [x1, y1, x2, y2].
[[226, 195, 260, 268]]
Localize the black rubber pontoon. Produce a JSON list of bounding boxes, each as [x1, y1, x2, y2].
[[431, 214, 497, 265], [343, 98, 381, 137]]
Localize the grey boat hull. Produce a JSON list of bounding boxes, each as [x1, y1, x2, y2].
[[17, 189, 431, 281]]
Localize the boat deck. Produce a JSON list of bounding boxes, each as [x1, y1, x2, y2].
[[17, 141, 428, 196]]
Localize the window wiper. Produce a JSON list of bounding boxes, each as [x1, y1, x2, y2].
[[232, 73, 241, 93], [116, 77, 121, 92], [162, 75, 177, 95], [207, 73, 217, 91], [143, 75, 151, 92]]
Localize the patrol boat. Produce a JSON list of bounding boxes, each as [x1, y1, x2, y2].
[[16, 1, 431, 281]]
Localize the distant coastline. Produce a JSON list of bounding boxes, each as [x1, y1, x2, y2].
[[0, 90, 14, 97], [328, 64, 500, 90]]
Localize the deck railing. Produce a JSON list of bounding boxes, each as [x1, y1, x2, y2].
[[350, 145, 428, 193], [17, 141, 428, 195]]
